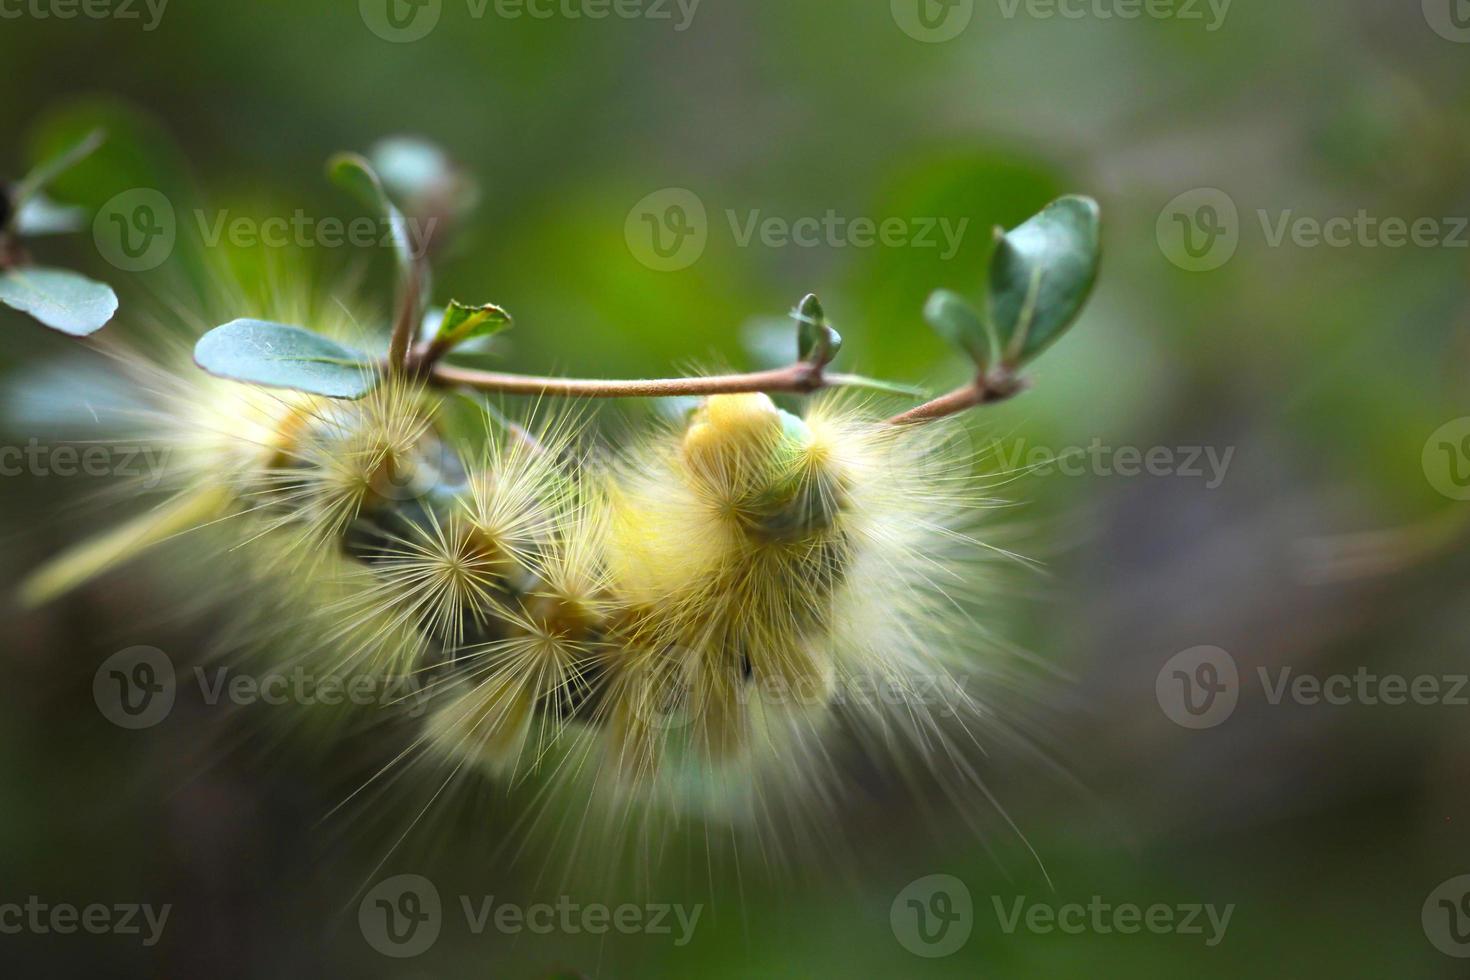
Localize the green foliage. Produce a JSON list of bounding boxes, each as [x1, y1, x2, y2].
[[193, 319, 376, 399], [436, 300, 512, 349], [924, 289, 992, 370], [0, 267, 118, 337], [14, 194, 86, 237], [0, 127, 117, 336], [795, 292, 842, 367], [370, 136, 478, 220], [988, 195, 1101, 366], [192, 153, 1100, 410], [924, 195, 1102, 376]]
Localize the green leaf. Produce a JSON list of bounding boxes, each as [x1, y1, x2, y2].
[[924, 289, 991, 369], [436, 300, 511, 348], [0, 267, 117, 336], [326, 152, 416, 280], [15, 193, 86, 236], [988, 195, 1101, 366], [13, 129, 105, 210], [828, 373, 929, 398], [794, 293, 841, 366], [371, 137, 480, 224], [372, 138, 452, 197], [194, 319, 377, 399], [370, 138, 450, 199]]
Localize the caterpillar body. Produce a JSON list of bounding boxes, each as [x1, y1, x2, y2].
[[25, 340, 1016, 858]]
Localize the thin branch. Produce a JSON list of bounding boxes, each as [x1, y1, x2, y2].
[[412, 307, 1024, 427], [427, 361, 830, 398], [427, 354, 1027, 429], [886, 371, 1027, 425], [386, 260, 423, 373]]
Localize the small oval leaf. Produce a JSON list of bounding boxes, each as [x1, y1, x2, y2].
[[437, 300, 512, 348], [15, 193, 87, 236], [924, 289, 991, 369], [988, 195, 1101, 366], [326, 152, 417, 280], [194, 319, 377, 399], [794, 293, 842, 366], [0, 267, 117, 336], [369, 137, 477, 218], [371, 138, 453, 200]]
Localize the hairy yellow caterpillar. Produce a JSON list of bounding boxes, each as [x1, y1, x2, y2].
[[22, 348, 1010, 840], [10, 142, 1097, 872]]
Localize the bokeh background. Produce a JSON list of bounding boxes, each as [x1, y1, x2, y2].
[[2, 0, 1470, 976]]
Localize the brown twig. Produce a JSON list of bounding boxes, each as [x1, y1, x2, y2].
[[401, 299, 1022, 426], [426, 361, 832, 398], [886, 371, 1027, 425], [419, 353, 1027, 427], [385, 260, 423, 374]]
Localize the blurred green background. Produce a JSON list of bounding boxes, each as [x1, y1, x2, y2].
[[3, 0, 1470, 976]]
